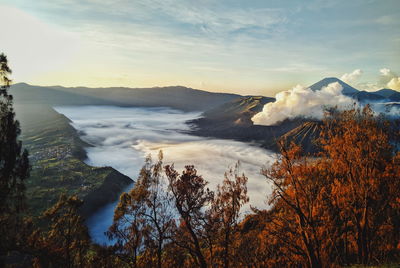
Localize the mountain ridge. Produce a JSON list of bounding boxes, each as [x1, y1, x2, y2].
[[11, 83, 242, 112]]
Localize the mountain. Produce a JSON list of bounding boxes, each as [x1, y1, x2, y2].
[[11, 83, 241, 112], [189, 77, 400, 154], [388, 93, 400, 102], [373, 88, 398, 98], [308, 78, 400, 102], [11, 83, 116, 106], [371, 88, 400, 102], [199, 96, 275, 127], [309, 77, 359, 95], [351, 91, 386, 102], [189, 95, 310, 151]]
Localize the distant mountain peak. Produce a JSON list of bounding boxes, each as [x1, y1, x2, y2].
[[309, 77, 359, 95], [373, 88, 399, 98]]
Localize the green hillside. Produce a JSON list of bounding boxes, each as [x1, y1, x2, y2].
[[14, 104, 132, 217]]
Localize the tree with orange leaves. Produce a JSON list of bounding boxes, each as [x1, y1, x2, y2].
[[210, 163, 249, 268], [165, 165, 213, 268], [28, 195, 90, 268], [262, 106, 400, 267], [319, 106, 400, 264], [263, 141, 326, 267]]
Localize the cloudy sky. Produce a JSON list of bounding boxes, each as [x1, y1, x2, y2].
[[1, 0, 399, 95]]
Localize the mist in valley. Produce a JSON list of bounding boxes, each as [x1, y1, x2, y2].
[[55, 105, 276, 244]]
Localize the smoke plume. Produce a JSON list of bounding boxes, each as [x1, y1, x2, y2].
[[252, 82, 355, 126]]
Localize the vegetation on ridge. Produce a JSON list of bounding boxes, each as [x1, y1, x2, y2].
[[14, 104, 131, 217]]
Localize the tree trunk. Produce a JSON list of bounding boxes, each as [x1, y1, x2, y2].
[[186, 221, 207, 268], [224, 228, 230, 268], [356, 199, 370, 265], [157, 240, 162, 268]]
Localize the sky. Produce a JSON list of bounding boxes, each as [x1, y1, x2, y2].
[[1, 0, 399, 96]]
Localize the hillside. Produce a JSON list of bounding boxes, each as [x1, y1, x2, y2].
[[199, 96, 275, 127], [14, 104, 132, 218], [11, 83, 241, 112], [278, 121, 322, 153], [373, 88, 400, 100], [189, 95, 309, 151], [351, 91, 386, 102]]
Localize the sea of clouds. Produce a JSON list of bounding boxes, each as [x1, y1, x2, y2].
[[55, 106, 276, 244]]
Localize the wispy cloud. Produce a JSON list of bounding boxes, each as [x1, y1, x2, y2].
[[3, 0, 400, 94], [375, 15, 398, 25]]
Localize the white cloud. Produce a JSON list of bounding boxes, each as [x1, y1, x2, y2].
[[340, 69, 363, 84], [252, 82, 356, 126], [375, 15, 397, 25], [380, 68, 392, 76], [388, 77, 400, 90], [378, 68, 400, 90], [357, 68, 399, 91], [123, 0, 287, 36], [356, 82, 380, 92]]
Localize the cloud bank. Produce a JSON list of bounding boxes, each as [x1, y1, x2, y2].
[[252, 82, 355, 126]]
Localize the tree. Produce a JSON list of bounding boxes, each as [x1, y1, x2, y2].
[[210, 163, 249, 268], [108, 187, 149, 268], [319, 106, 400, 264], [263, 142, 325, 267], [140, 152, 174, 268], [29, 195, 91, 268], [261, 106, 400, 266], [0, 53, 30, 260], [165, 165, 213, 268], [108, 152, 174, 268]]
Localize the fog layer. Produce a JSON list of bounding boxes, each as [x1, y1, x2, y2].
[[55, 106, 275, 244]]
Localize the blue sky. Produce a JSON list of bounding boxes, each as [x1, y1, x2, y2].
[[1, 0, 399, 95]]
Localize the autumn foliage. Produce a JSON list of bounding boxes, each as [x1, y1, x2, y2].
[[103, 105, 399, 267], [259, 106, 400, 267], [13, 106, 399, 268]]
